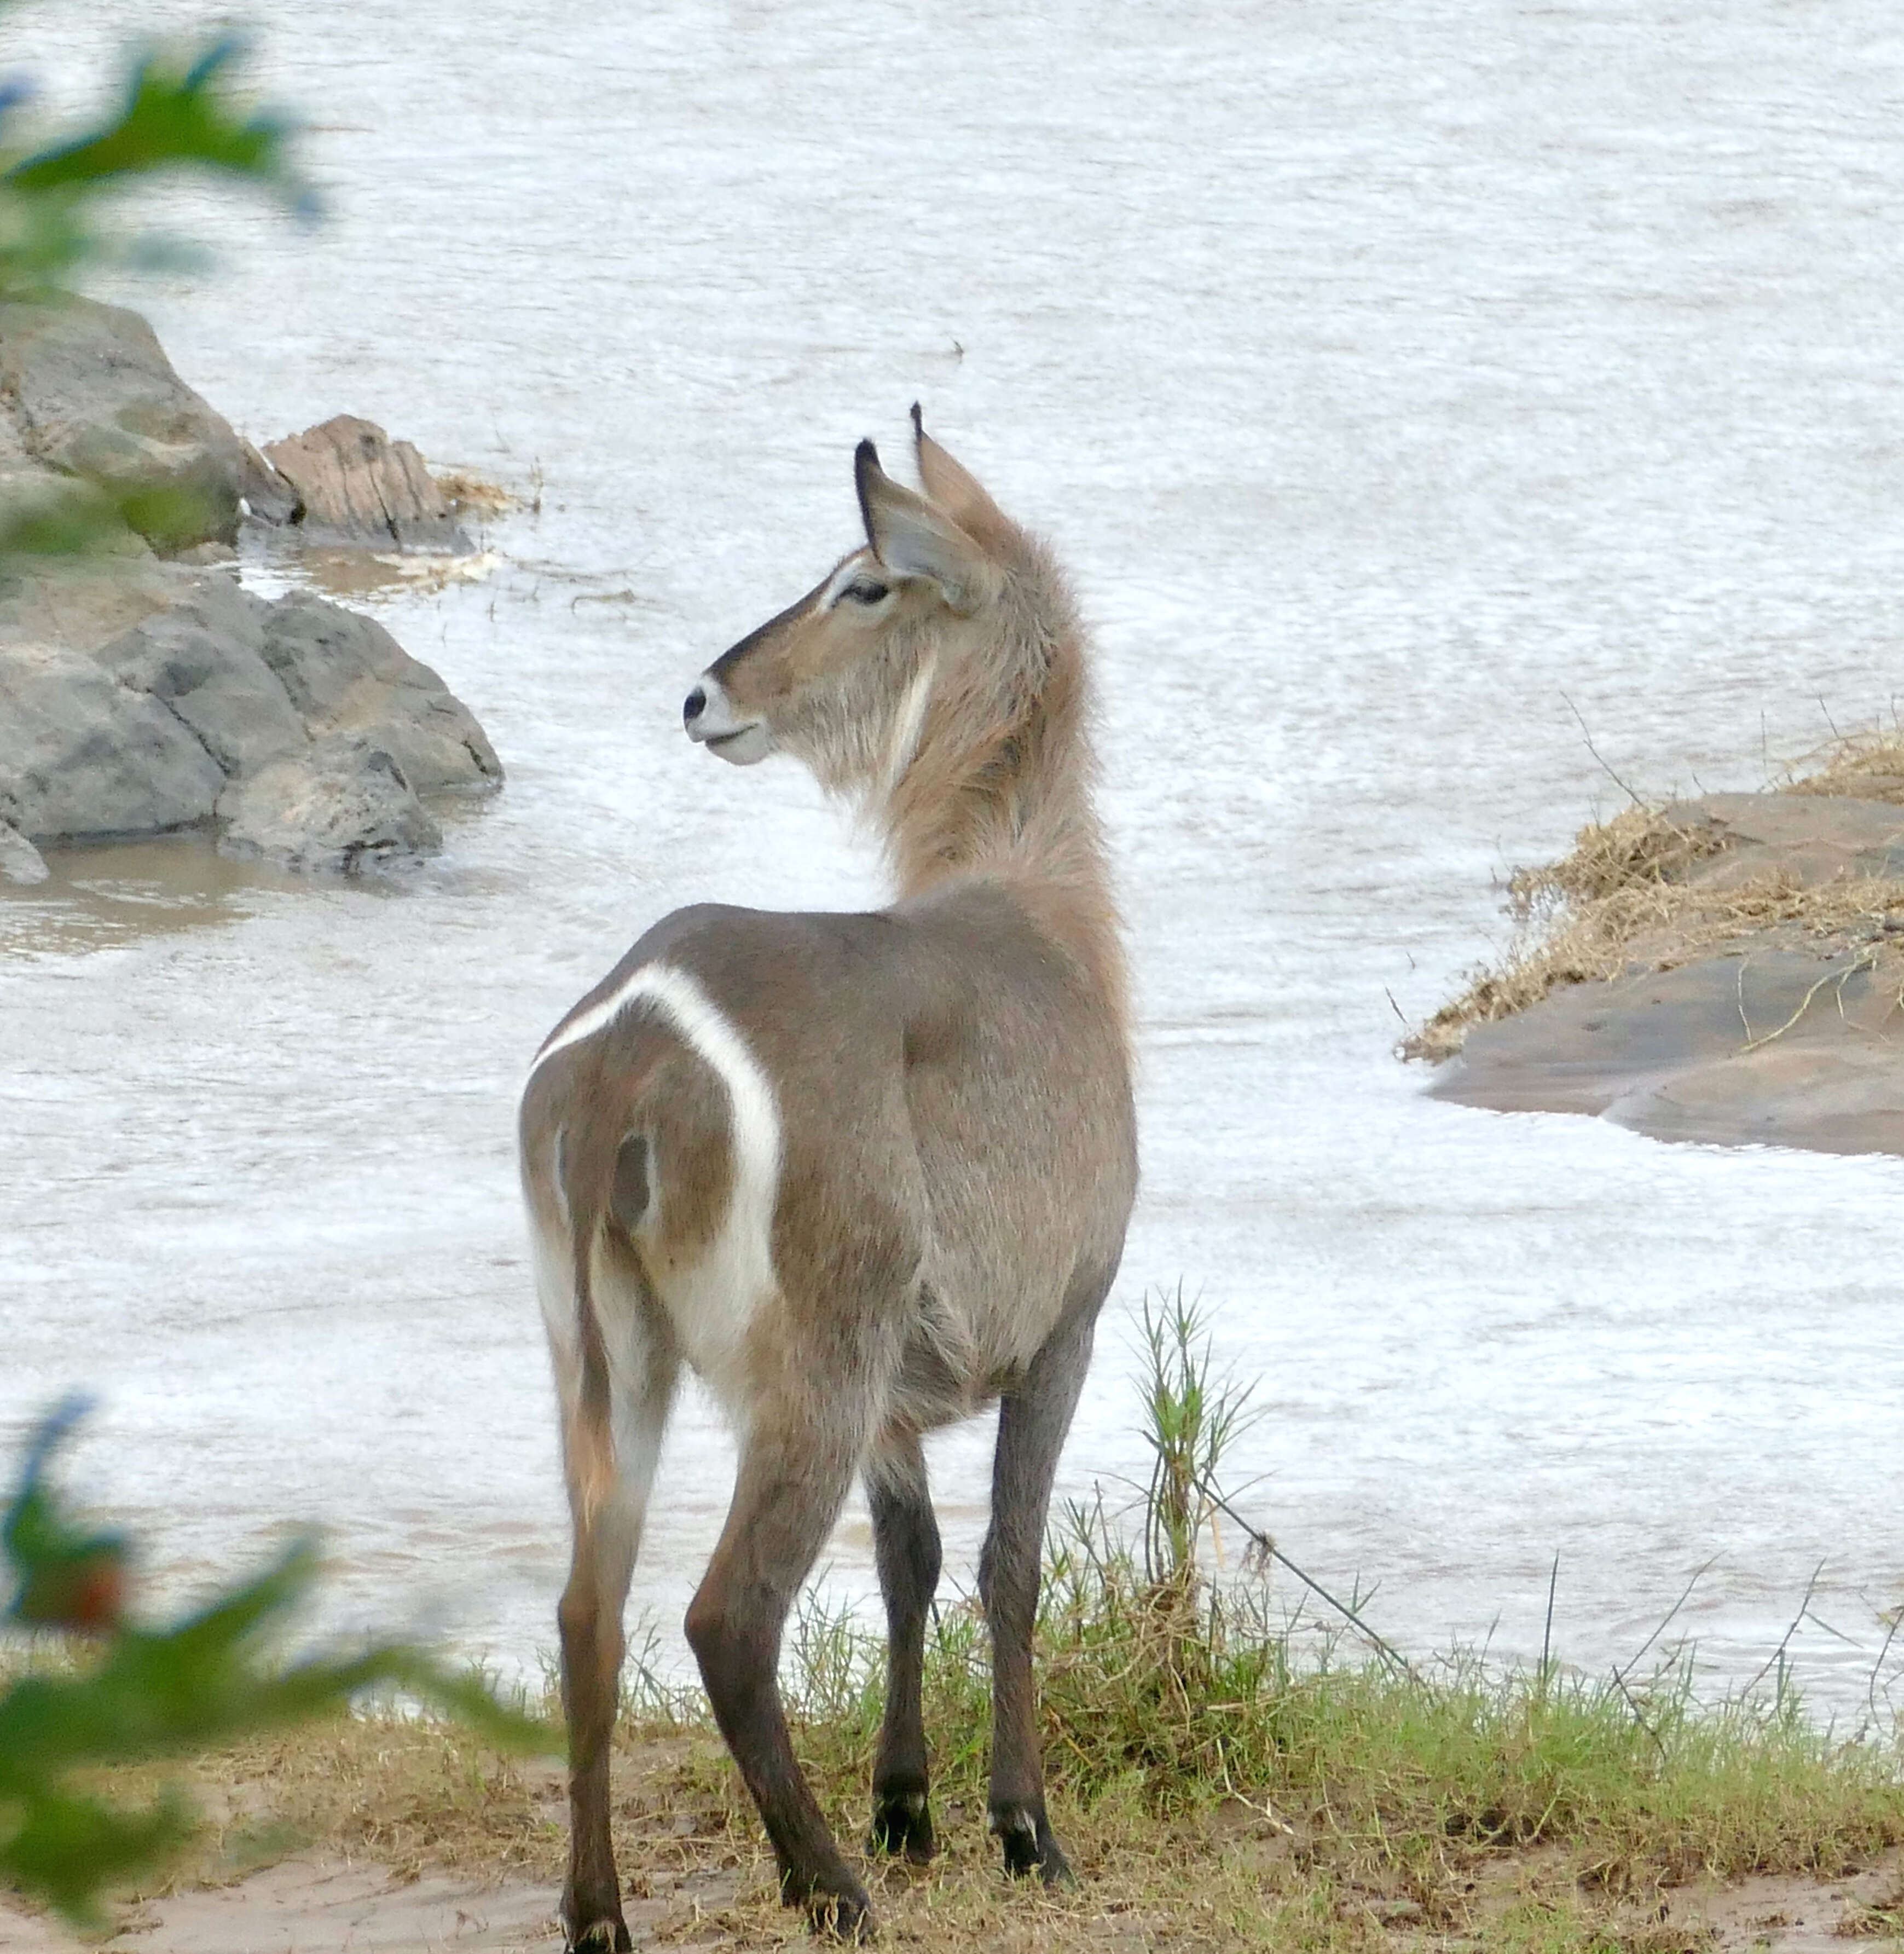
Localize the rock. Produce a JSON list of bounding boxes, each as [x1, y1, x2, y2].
[[216, 733, 443, 873], [1657, 791, 1904, 889], [262, 415, 471, 552], [257, 589, 501, 793], [0, 302, 500, 872], [0, 296, 273, 551], [94, 576, 307, 778], [0, 561, 500, 863], [1427, 791, 1904, 1157], [0, 818, 49, 884], [0, 628, 230, 840]]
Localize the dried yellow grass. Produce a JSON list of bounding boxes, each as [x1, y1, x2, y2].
[[1405, 731, 1904, 1063], [1778, 725, 1904, 806], [429, 467, 517, 518]]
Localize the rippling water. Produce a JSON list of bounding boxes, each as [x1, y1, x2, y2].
[[3, 0, 1902, 1710]]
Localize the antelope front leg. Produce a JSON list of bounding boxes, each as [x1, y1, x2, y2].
[[686, 1414, 872, 1938], [866, 1436, 942, 1863], [980, 1314, 1093, 1886]]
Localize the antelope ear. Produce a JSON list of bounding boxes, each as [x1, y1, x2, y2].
[[910, 403, 1009, 544], [855, 438, 997, 614]]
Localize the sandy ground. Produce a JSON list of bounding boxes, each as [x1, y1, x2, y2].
[[0, 1858, 744, 1952], [1, 1861, 564, 1953], [4, 1853, 1899, 1953]]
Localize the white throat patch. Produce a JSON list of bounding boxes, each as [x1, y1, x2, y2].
[[881, 655, 937, 797]]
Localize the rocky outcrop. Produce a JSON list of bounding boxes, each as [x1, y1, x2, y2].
[[263, 416, 470, 552], [1425, 791, 1904, 1155], [0, 559, 501, 872], [0, 296, 293, 547], [0, 298, 502, 874]]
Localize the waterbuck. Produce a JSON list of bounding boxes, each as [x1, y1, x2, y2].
[[518, 412, 1137, 1945]]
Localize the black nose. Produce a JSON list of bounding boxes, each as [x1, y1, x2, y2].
[[683, 685, 707, 726]]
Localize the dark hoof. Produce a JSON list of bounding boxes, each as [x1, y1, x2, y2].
[[869, 1787, 936, 1863], [991, 1802, 1074, 1886], [563, 1916, 632, 1952], [804, 1884, 875, 1940]]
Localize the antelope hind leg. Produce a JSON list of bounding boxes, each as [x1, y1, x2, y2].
[[558, 1348, 679, 1951], [981, 1310, 1096, 1886], [686, 1407, 873, 1938], [865, 1433, 941, 1863]]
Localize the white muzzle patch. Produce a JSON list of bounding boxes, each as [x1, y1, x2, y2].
[[685, 676, 773, 766]]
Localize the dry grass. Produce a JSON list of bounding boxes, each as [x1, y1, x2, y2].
[[44, 1543, 1904, 1951], [1405, 727, 1904, 1062], [1778, 726, 1904, 807], [430, 467, 518, 518]]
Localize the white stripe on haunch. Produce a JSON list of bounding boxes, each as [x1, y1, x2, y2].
[[528, 962, 782, 1414]]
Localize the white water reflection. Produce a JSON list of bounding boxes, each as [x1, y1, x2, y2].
[[1, 0, 1901, 1712]]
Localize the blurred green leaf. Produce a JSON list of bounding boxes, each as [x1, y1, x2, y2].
[[0, 35, 311, 299], [1, 1407, 557, 1927]]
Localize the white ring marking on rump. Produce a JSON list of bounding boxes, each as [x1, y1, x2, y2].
[[528, 962, 783, 1403]]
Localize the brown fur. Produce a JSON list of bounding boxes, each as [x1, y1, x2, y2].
[[519, 417, 1136, 1946]]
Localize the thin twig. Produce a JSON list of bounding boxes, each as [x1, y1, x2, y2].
[[1612, 1558, 1716, 1688], [1540, 1553, 1559, 1690], [1199, 1477, 1420, 1681], [1608, 1664, 1670, 1766], [1866, 1608, 1902, 1727], [1738, 952, 1876, 1054], [1560, 691, 1645, 807], [1744, 1560, 1826, 1700]]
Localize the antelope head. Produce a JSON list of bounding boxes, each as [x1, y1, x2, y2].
[[684, 412, 1011, 799]]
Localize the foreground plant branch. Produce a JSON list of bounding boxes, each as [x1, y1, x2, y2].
[[0, 1401, 554, 1929]]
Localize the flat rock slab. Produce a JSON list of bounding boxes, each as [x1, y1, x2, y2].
[[1429, 791, 1904, 1155], [1662, 789, 1904, 887], [264, 415, 470, 552], [1431, 950, 1904, 1154]]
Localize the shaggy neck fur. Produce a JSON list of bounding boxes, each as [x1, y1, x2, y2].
[[872, 527, 1127, 1027]]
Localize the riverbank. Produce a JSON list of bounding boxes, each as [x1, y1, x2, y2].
[[5, 1627, 1901, 1952]]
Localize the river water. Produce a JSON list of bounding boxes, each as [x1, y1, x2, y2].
[[3, 0, 1902, 1713]]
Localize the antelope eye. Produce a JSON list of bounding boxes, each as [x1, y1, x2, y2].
[[844, 579, 890, 605]]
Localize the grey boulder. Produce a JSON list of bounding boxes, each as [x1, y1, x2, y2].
[[0, 630, 229, 840], [258, 588, 500, 792], [217, 734, 443, 874], [0, 296, 293, 548], [92, 574, 308, 778], [0, 562, 501, 870], [0, 819, 49, 886]]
